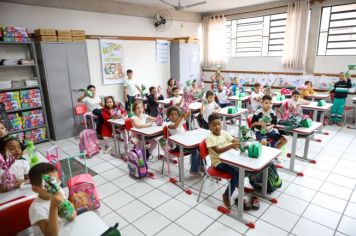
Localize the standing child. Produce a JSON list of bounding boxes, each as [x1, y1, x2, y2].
[[330, 72, 352, 125], [166, 106, 203, 176], [124, 69, 140, 111], [29, 163, 76, 236], [132, 101, 157, 159], [101, 96, 126, 153], [200, 91, 220, 129], [171, 87, 183, 106], [0, 136, 29, 192], [300, 81, 316, 99], [147, 86, 164, 117], [166, 78, 177, 98], [251, 83, 264, 111], [251, 95, 287, 149], [215, 83, 231, 108], [211, 73, 224, 92]]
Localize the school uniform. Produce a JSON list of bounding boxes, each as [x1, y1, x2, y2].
[[330, 79, 352, 123]]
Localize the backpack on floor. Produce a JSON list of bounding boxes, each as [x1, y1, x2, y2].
[[46, 146, 63, 180], [127, 148, 148, 179], [68, 173, 100, 211], [79, 129, 100, 158], [248, 164, 282, 194]]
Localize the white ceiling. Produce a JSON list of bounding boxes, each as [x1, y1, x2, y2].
[[113, 0, 283, 13]]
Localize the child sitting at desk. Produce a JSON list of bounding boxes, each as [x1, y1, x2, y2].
[[283, 90, 310, 118], [166, 106, 203, 176], [29, 163, 76, 236], [300, 81, 316, 99], [251, 83, 264, 111], [146, 86, 164, 117], [171, 87, 183, 106], [251, 95, 287, 149], [167, 78, 177, 98], [215, 83, 231, 108], [0, 136, 29, 193], [132, 101, 157, 160], [200, 91, 220, 130]]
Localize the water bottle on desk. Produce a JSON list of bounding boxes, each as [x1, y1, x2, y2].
[[27, 141, 39, 167]]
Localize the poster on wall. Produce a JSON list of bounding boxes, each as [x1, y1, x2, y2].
[[100, 39, 125, 84], [156, 40, 169, 63]]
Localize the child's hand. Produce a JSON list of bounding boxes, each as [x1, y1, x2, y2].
[[50, 192, 64, 208], [230, 142, 240, 149], [69, 208, 77, 221], [266, 125, 273, 131]]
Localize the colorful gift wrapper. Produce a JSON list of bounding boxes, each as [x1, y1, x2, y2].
[[0, 153, 17, 191]]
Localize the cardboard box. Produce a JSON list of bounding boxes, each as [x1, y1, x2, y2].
[[72, 36, 86, 42], [171, 38, 187, 43], [71, 30, 85, 37], [36, 35, 57, 42], [56, 30, 72, 36], [57, 35, 72, 42], [34, 29, 56, 36]]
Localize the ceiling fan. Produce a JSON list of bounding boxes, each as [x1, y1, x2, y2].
[[159, 0, 207, 11]]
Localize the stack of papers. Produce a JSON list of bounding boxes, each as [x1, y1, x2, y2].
[[25, 80, 38, 86], [12, 80, 26, 88]]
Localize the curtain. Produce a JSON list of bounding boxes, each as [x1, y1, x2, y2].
[[282, 0, 310, 69], [202, 15, 226, 68]]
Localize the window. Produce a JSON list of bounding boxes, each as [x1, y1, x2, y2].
[[318, 3, 356, 56], [225, 13, 287, 57]]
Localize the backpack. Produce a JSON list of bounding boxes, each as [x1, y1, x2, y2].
[[79, 129, 100, 158], [248, 164, 282, 193], [68, 173, 100, 211], [46, 146, 63, 180], [127, 148, 148, 179]]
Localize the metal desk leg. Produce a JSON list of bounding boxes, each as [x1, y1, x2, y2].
[[141, 135, 146, 160], [222, 116, 227, 131], [281, 132, 303, 176], [189, 114, 192, 130], [179, 146, 185, 187], [313, 110, 318, 121], [237, 168, 245, 219], [238, 116, 242, 139], [111, 124, 120, 158]]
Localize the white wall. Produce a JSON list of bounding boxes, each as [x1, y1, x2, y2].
[[0, 2, 201, 99]]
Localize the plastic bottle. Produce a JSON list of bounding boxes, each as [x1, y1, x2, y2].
[[27, 141, 39, 167], [280, 146, 287, 162]]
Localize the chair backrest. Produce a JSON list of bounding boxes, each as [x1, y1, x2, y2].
[[0, 197, 35, 235], [247, 114, 253, 128], [125, 118, 133, 131], [163, 126, 169, 139], [199, 139, 209, 160], [74, 104, 88, 116]]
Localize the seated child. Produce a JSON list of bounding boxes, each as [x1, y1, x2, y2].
[[29, 163, 76, 236], [211, 73, 224, 92], [147, 86, 164, 117], [101, 96, 126, 153], [300, 81, 316, 99], [251, 95, 287, 149], [166, 106, 203, 176], [251, 83, 264, 111], [171, 87, 183, 106], [132, 101, 157, 159], [0, 136, 30, 192], [287, 90, 310, 117], [200, 91, 220, 130], [215, 83, 231, 108], [167, 78, 177, 98], [330, 72, 352, 125]]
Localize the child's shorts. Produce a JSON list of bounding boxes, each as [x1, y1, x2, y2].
[[255, 129, 283, 148]]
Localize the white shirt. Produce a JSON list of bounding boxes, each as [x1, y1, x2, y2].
[[29, 188, 66, 236], [251, 91, 264, 111], [166, 119, 186, 149], [82, 96, 101, 112], [203, 101, 220, 122], [132, 114, 148, 126], [124, 78, 137, 96], [215, 89, 229, 104], [0, 158, 30, 181], [172, 96, 182, 106]]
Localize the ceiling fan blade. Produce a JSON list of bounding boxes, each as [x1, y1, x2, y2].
[[159, 0, 176, 8], [184, 1, 207, 8]]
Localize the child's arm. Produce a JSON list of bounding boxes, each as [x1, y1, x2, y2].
[[76, 93, 86, 103], [132, 117, 153, 128], [183, 110, 191, 120], [147, 115, 157, 122], [200, 103, 205, 115], [300, 99, 310, 105], [101, 109, 111, 121], [168, 113, 187, 129], [176, 97, 183, 106], [210, 142, 239, 154], [346, 79, 352, 88]]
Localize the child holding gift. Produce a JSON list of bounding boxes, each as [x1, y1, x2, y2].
[[215, 83, 231, 108], [251, 83, 264, 111], [166, 78, 177, 98], [200, 91, 220, 130], [147, 86, 164, 117], [29, 163, 76, 236], [171, 87, 183, 106], [300, 81, 316, 99]]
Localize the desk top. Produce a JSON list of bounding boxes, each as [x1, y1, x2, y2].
[[136, 96, 147, 101], [227, 95, 251, 102], [189, 102, 202, 111], [157, 98, 173, 105], [108, 118, 125, 126], [309, 93, 330, 99], [0, 188, 36, 205], [220, 147, 280, 172], [60, 211, 108, 236], [217, 107, 248, 118], [131, 125, 163, 137], [301, 101, 332, 111], [276, 121, 322, 134], [168, 128, 210, 148]]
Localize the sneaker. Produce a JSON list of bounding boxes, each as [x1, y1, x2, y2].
[[234, 198, 252, 211], [250, 197, 260, 210], [189, 171, 202, 177], [222, 194, 231, 209]]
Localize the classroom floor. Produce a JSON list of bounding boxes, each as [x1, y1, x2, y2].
[[36, 124, 356, 236]]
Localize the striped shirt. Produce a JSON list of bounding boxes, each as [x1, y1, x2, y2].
[[332, 79, 352, 99]]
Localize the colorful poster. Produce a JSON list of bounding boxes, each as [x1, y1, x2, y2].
[[100, 39, 125, 84]]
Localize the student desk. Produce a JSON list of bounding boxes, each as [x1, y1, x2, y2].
[[131, 126, 163, 160], [301, 101, 332, 136], [108, 118, 126, 158], [188, 102, 202, 130], [308, 93, 330, 101], [157, 98, 174, 119], [217, 107, 248, 137], [227, 95, 251, 108], [277, 122, 322, 176], [168, 129, 210, 189], [60, 211, 108, 236], [272, 98, 283, 106], [220, 147, 281, 228], [348, 97, 356, 129], [135, 96, 147, 102], [0, 189, 35, 206]]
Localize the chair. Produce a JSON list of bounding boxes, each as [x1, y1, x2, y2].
[[74, 104, 88, 137], [246, 114, 253, 128], [197, 140, 232, 204], [0, 196, 35, 235]]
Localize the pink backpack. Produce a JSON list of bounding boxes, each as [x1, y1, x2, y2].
[[68, 173, 100, 211], [79, 129, 100, 158], [46, 146, 63, 180], [127, 148, 148, 179]]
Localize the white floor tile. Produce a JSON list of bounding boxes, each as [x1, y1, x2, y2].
[[108, 158, 125, 167], [101, 212, 129, 230], [302, 166, 329, 181], [174, 190, 205, 207], [176, 209, 215, 235], [319, 182, 353, 200], [120, 224, 145, 236], [92, 174, 108, 186], [156, 198, 191, 221], [292, 176, 323, 190], [96, 182, 120, 198], [195, 198, 223, 220], [326, 173, 356, 189], [284, 183, 317, 202], [303, 204, 341, 229], [312, 192, 347, 214], [293, 217, 335, 236], [95, 202, 113, 217], [115, 200, 152, 223], [100, 167, 126, 181], [245, 219, 289, 236], [124, 181, 155, 198], [344, 202, 356, 219], [338, 215, 356, 236], [218, 211, 257, 234], [155, 223, 193, 236], [138, 189, 171, 209], [158, 182, 183, 197], [277, 194, 309, 215], [142, 173, 169, 188], [132, 211, 171, 236], [102, 190, 135, 210], [111, 174, 138, 189], [91, 161, 115, 173], [201, 221, 242, 236], [261, 205, 299, 232]]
